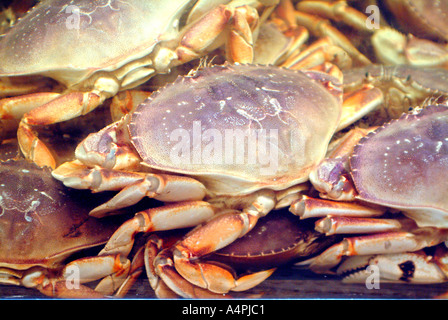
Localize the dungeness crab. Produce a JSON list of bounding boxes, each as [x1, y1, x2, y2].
[[292, 104, 448, 283], [52, 63, 378, 296], [0, 157, 132, 298], [0, 0, 277, 168]]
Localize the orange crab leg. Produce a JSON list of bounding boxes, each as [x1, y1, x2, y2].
[[172, 211, 275, 294], [26, 254, 131, 298], [109, 90, 152, 121], [21, 91, 104, 127], [293, 10, 371, 66], [175, 4, 262, 64], [108, 248, 145, 298], [281, 37, 352, 70], [18, 122, 57, 169], [296, 1, 376, 31], [0, 92, 61, 121], [152, 246, 234, 298], [6, 75, 120, 167], [99, 201, 217, 257], [290, 195, 386, 219], [315, 216, 403, 235], [0, 76, 57, 98], [144, 236, 182, 298], [308, 228, 448, 274], [338, 84, 384, 130], [52, 159, 208, 217], [169, 193, 277, 294]]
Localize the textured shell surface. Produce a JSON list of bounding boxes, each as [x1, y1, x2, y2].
[[0, 0, 194, 84], [129, 64, 342, 194], [0, 159, 123, 268], [350, 104, 448, 226]]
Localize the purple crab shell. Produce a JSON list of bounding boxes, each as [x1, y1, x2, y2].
[[350, 105, 448, 227], [128, 64, 342, 195]]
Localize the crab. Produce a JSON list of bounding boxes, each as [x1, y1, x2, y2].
[[0, 0, 279, 168], [374, 0, 448, 68], [0, 156, 137, 298], [371, 0, 448, 68], [145, 209, 340, 298], [274, 0, 373, 67], [291, 103, 448, 276], [51, 63, 382, 296], [289, 1, 448, 69], [343, 64, 448, 122], [380, 0, 448, 42]]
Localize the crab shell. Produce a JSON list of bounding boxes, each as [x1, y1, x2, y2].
[[212, 209, 340, 270], [0, 159, 124, 270], [350, 105, 448, 228], [128, 64, 342, 196], [383, 0, 448, 42], [0, 0, 231, 88]]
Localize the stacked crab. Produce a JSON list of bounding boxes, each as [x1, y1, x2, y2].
[[1, 0, 448, 299]]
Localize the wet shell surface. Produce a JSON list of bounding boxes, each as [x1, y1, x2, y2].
[[129, 64, 342, 195], [0, 159, 125, 268], [213, 209, 340, 270], [350, 105, 448, 227]]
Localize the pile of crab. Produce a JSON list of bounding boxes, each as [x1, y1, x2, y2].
[[1, 0, 448, 299]]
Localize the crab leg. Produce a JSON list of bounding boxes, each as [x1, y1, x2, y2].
[[103, 248, 146, 298], [0, 76, 57, 98], [309, 127, 380, 201], [17, 122, 57, 168], [15, 90, 111, 168], [89, 174, 207, 217], [168, 192, 277, 294], [157, 246, 274, 298], [150, 241, 236, 298], [296, 1, 378, 32], [308, 228, 448, 273], [315, 216, 403, 235], [281, 37, 353, 70], [99, 201, 217, 257], [276, 0, 371, 66], [175, 3, 262, 64], [0, 92, 61, 121], [290, 195, 386, 219], [338, 84, 384, 130], [0, 92, 61, 166], [23, 254, 130, 298], [145, 236, 181, 298], [337, 250, 448, 285], [52, 161, 207, 217], [10, 76, 119, 167], [109, 90, 152, 121]]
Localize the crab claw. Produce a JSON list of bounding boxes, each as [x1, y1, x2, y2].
[[155, 246, 275, 298], [338, 251, 447, 284]]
